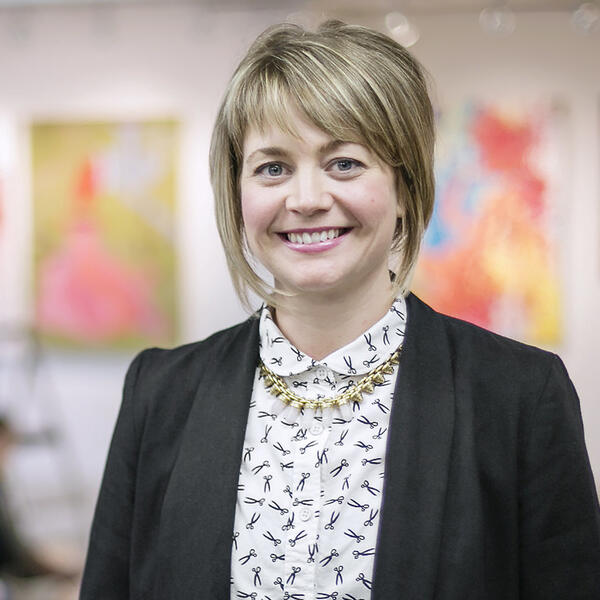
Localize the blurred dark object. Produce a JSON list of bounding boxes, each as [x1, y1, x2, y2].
[[0, 416, 78, 583]]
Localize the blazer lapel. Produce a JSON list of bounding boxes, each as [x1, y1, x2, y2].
[[156, 318, 260, 599], [372, 293, 456, 599]]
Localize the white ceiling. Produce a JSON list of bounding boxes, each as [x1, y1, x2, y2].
[[0, 0, 593, 12], [319, 0, 589, 13]]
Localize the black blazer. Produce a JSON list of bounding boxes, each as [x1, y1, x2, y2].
[[80, 294, 600, 599]]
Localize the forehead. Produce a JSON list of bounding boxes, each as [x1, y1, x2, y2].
[[242, 108, 368, 161], [243, 116, 326, 155]]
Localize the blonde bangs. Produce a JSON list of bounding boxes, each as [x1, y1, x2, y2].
[[225, 43, 396, 163]]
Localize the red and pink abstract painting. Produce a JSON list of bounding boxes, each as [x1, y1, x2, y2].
[[413, 101, 566, 345]]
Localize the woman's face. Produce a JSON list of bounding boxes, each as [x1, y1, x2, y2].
[[240, 109, 402, 304]]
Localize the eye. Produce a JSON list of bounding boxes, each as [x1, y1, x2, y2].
[[256, 162, 286, 177], [329, 158, 363, 175], [335, 159, 355, 171]]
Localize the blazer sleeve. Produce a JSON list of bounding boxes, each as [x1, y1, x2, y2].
[[80, 350, 148, 600], [518, 354, 600, 598]]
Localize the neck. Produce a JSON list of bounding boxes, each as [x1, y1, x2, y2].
[[272, 283, 396, 361]]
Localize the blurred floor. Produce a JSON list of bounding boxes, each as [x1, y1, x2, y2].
[[6, 576, 79, 600]]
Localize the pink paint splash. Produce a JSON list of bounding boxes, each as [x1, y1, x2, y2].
[[37, 158, 168, 344]]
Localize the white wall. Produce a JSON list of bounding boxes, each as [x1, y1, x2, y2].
[[0, 4, 598, 545]]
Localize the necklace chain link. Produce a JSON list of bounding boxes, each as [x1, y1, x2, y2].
[[259, 346, 402, 410]]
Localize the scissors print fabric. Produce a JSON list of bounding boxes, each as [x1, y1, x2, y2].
[[230, 298, 406, 598]]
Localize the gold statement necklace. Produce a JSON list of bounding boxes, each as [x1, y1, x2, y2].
[[258, 346, 402, 410]]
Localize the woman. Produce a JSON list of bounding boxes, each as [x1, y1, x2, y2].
[[80, 20, 600, 600]]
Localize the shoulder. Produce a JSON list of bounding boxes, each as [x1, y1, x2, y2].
[[406, 292, 563, 393], [405, 295, 586, 473], [132, 314, 259, 378], [122, 315, 260, 417], [443, 306, 553, 365]]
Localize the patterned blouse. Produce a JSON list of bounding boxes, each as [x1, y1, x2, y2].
[[230, 297, 407, 600]]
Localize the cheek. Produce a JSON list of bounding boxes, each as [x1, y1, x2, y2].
[[357, 182, 398, 227], [240, 187, 278, 255], [240, 189, 263, 237]]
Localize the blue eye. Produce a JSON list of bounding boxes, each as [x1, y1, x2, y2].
[[336, 159, 354, 171], [257, 163, 284, 177]]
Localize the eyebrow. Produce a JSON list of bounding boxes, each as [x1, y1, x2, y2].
[[245, 139, 354, 164]]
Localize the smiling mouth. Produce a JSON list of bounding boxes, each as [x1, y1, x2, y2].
[[282, 228, 349, 245]]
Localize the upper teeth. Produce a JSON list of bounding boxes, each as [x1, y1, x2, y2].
[[287, 229, 341, 244]]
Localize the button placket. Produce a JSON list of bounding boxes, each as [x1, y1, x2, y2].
[[309, 421, 324, 436], [316, 366, 328, 380], [314, 365, 336, 389], [285, 414, 328, 598]]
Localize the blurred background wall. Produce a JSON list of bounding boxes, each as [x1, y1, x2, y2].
[[0, 0, 598, 590]]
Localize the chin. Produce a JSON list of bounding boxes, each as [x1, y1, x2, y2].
[[277, 274, 350, 297]]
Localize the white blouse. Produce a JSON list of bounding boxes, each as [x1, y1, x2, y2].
[[230, 297, 407, 600]]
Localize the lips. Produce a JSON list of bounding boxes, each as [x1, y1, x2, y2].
[[283, 228, 346, 245]]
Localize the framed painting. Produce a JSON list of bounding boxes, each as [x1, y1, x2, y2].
[[32, 120, 178, 350], [413, 100, 567, 345]]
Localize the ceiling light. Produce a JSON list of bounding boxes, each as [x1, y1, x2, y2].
[[479, 3, 516, 36], [572, 2, 600, 34], [385, 11, 420, 48]]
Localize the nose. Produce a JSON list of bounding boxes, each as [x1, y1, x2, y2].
[[285, 169, 333, 215]]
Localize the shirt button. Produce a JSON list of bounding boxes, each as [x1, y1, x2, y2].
[[316, 367, 327, 379], [299, 508, 312, 522], [309, 422, 323, 435]]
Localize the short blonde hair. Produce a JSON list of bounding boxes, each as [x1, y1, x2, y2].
[[209, 19, 435, 310]]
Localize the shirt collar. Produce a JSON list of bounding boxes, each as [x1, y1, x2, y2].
[[259, 296, 407, 377]]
